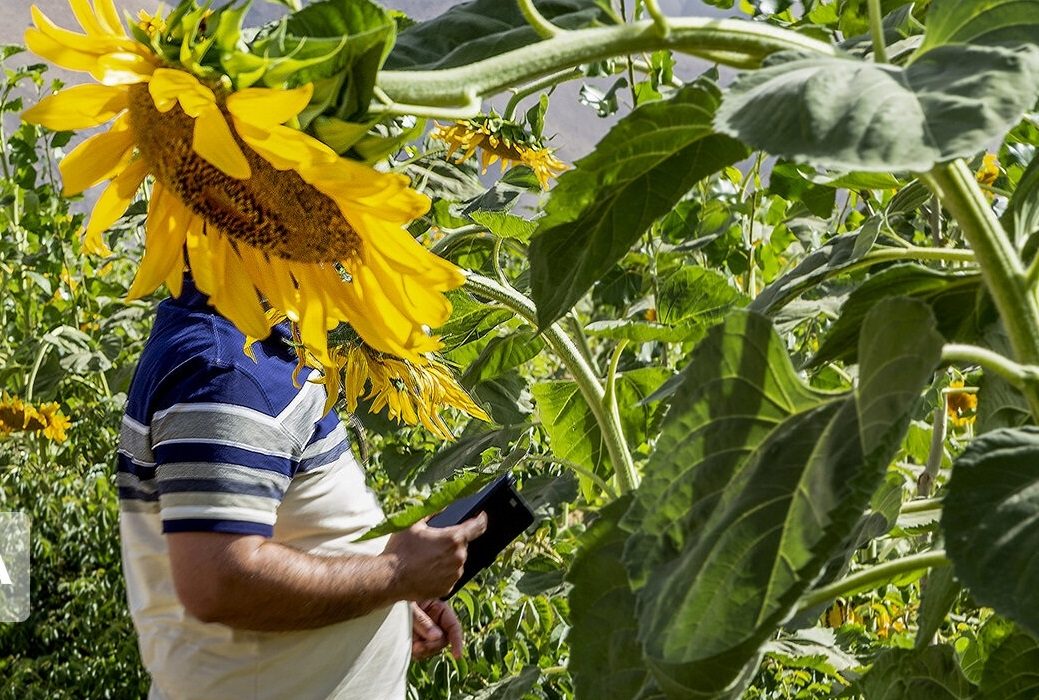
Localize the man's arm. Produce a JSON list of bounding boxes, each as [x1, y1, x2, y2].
[[167, 514, 487, 631]]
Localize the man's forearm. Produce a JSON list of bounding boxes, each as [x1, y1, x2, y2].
[[170, 534, 405, 631]]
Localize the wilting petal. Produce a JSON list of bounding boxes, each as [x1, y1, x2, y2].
[[225, 85, 313, 127], [193, 106, 251, 179], [59, 113, 133, 195], [127, 185, 189, 300], [22, 83, 127, 130], [85, 157, 148, 241]]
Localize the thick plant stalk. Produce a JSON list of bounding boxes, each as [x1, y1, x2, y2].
[[796, 550, 950, 614], [927, 161, 1039, 420], [867, 0, 888, 63], [375, 18, 836, 116], [464, 273, 639, 493]]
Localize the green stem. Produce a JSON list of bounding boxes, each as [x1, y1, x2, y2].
[[375, 18, 836, 116], [642, 0, 670, 37], [926, 160, 1039, 419], [603, 340, 637, 493], [900, 497, 942, 515], [502, 68, 583, 120], [942, 343, 1039, 390], [25, 342, 50, 403], [867, 0, 888, 63], [796, 551, 950, 614], [517, 0, 563, 39], [464, 273, 637, 494]]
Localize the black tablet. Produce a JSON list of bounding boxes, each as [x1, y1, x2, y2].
[[427, 473, 535, 599]]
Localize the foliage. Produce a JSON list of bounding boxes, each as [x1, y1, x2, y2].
[[7, 0, 1039, 698]]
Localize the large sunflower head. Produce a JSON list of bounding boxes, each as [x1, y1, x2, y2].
[[22, 1, 469, 422], [431, 114, 566, 189]]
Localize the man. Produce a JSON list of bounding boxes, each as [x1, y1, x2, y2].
[[117, 275, 486, 699]]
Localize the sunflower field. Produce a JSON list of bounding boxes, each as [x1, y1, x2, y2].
[[3, 0, 1039, 697]]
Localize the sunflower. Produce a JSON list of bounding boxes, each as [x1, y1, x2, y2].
[[0, 393, 71, 443], [946, 379, 978, 429], [431, 115, 566, 189], [22, 1, 465, 408]]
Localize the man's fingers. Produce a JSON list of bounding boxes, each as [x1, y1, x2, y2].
[[411, 603, 443, 642], [455, 512, 488, 542]]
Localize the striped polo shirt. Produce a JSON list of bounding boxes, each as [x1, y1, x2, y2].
[[117, 278, 409, 700]]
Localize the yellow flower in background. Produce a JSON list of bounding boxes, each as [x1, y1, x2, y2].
[[0, 393, 70, 442], [432, 116, 566, 189], [22, 1, 467, 410], [336, 343, 490, 440], [946, 379, 978, 428], [975, 153, 1000, 188]]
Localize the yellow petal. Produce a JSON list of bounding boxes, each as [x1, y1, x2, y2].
[[302, 159, 429, 225], [25, 28, 104, 74], [69, 0, 107, 36], [59, 113, 133, 195], [213, 244, 270, 340], [31, 6, 131, 54], [225, 84, 313, 128], [85, 157, 148, 242], [92, 51, 155, 85], [81, 226, 112, 257], [93, 0, 126, 37], [127, 186, 189, 299], [234, 120, 335, 170], [185, 219, 218, 296], [193, 106, 251, 179], [148, 68, 214, 114], [22, 83, 127, 130]]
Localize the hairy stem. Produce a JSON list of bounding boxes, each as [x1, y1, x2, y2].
[[464, 273, 637, 494], [942, 343, 1039, 390], [603, 340, 637, 492], [796, 551, 950, 614], [375, 18, 836, 116], [517, 0, 563, 39], [867, 0, 888, 63], [918, 405, 946, 498], [926, 161, 1039, 419], [502, 68, 583, 120]]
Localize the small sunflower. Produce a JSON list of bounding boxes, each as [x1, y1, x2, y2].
[[975, 153, 1000, 188], [0, 393, 70, 442], [431, 114, 566, 189], [22, 1, 465, 407], [946, 379, 978, 428]]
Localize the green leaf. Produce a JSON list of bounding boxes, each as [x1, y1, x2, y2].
[[469, 210, 538, 242], [384, 0, 613, 70], [813, 265, 988, 366], [716, 45, 1039, 173], [623, 299, 942, 696], [459, 666, 541, 700], [853, 646, 975, 699], [977, 630, 1039, 699], [916, 566, 961, 649], [768, 161, 837, 218], [916, 0, 1039, 55], [358, 470, 497, 540], [461, 330, 545, 387], [568, 496, 659, 700], [1008, 152, 1039, 241], [943, 427, 1039, 638], [530, 81, 749, 328], [749, 234, 859, 315]]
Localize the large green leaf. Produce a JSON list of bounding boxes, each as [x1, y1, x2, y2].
[[977, 630, 1039, 699], [750, 234, 860, 315], [943, 427, 1039, 637], [383, 0, 612, 71], [568, 496, 661, 700], [716, 45, 1039, 173], [812, 264, 988, 366], [916, 0, 1039, 55], [530, 81, 749, 328], [853, 646, 975, 699], [623, 299, 943, 697]]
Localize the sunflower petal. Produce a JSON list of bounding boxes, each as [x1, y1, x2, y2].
[[59, 113, 133, 195], [85, 156, 148, 242], [225, 84, 313, 127], [25, 28, 106, 74], [211, 241, 270, 340], [93, 0, 126, 37], [92, 51, 155, 85], [148, 68, 215, 114], [185, 219, 218, 296], [127, 185, 189, 300], [81, 225, 112, 257], [30, 6, 131, 54], [68, 0, 107, 35], [193, 107, 251, 179], [22, 83, 127, 130], [234, 121, 336, 170]]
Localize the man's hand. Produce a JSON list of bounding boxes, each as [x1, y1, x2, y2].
[[411, 599, 464, 660], [383, 513, 488, 601]]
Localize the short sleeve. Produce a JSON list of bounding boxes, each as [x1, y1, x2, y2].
[[148, 361, 305, 538]]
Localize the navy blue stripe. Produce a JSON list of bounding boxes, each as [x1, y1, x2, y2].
[[153, 442, 296, 476], [156, 478, 284, 499], [299, 440, 351, 473], [118, 486, 159, 502], [308, 414, 339, 443], [162, 518, 273, 537], [118, 453, 158, 481]]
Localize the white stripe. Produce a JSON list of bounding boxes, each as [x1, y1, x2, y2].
[[117, 448, 156, 468], [276, 369, 318, 421], [122, 415, 149, 434], [161, 505, 278, 526], [301, 424, 349, 459], [151, 437, 296, 460], [153, 401, 282, 428]]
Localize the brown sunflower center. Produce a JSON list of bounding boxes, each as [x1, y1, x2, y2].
[[126, 84, 360, 263]]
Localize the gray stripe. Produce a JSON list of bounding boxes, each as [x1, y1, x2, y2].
[[301, 424, 349, 459], [118, 424, 154, 463], [159, 491, 279, 512], [158, 462, 291, 491], [279, 379, 325, 447], [118, 472, 156, 494], [151, 405, 299, 456], [120, 500, 160, 514]]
